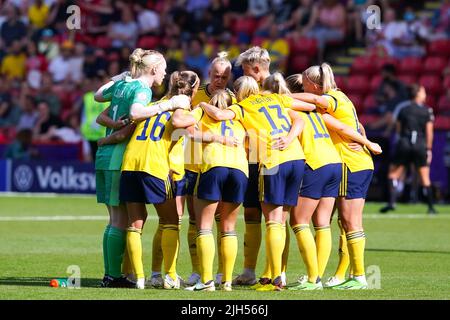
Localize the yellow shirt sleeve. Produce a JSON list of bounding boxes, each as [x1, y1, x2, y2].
[[278, 94, 294, 108], [191, 107, 204, 122], [228, 104, 244, 121], [322, 94, 338, 114]]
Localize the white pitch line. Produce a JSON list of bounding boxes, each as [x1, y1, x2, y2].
[[0, 214, 448, 221]]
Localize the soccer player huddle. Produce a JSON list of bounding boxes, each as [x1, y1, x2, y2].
[[94, 46, 382, 292]]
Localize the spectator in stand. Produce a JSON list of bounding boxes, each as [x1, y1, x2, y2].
[[133, 1, 160, 36], [0, 77, 19, 128], [186, 0, 210, 20], [248, 0, 269, 19], [217, 32, 240, 62], [184, 37, 209, 80], [4, 129, 39, 160], [28, 0, 50, 30], [303, 0, 346, 62], [254, 13, 275, 38], [166, 36, 184, 74], [33, 101, 64, 141], [25, 41, 48, 90], [43, 114, 83, 143], [48, 0, 72, 28], [431, 0, 450, 39], [83, 47, 108, 79], [48, 40, 82, 83], [368, 64, 408, 135], [0, 4, 27, 49], [262, 24, 290, 74], [205, 0, 227, 36], [17, 94, 39, 131], [108, 6, 139, 49], [38, 28, 59, 60], [282, 0, 315, 35], [1, 40, 27, 80], [35, 73, 61, 117]]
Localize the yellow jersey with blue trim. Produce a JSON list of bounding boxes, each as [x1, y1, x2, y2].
[[322, 89, 373, 172], [187, 84, 237, 172], [229, 93, 305, 169], [169, 136, 185, 182], [191, 107, 248, 176], [121, 100, 178, 181], [296, 110, 341, 170]]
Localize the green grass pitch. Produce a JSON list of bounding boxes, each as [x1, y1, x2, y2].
[[0, 195, 449, 300]]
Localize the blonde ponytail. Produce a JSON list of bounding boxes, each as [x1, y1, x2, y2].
[[209, 89, 232, 110], [211, 51, 232, 70], [262, 72, 291, 94], [302, 62, 337, 93], [233, 76, 259, 102], [129, 48, 164, 78]]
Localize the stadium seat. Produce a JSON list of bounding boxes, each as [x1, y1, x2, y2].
[[363, 95, 377, 113], [422, 57, 447, 75], [289, 55, 310, 73], [398, 57, 422, 75], [398, 74, 417, 85], [443, 76, 450, 89], [346, 94, 364, 111], [351, 56, 377, 76], [346, 75, 370, 95], [358, 114, 381, 126], [334, 75, 347, 92], [375, 57, 398, 73], [251, 36, 266, 46], [425, 95, 436, 109], [137, 36, 160, 49], [370, 75, 383, 91], [289, 37, 317, 57], [437, 95, 450, 115], [233, 17, 257, 36], [95, 36, 112, 49], [428, 39, 450, 58], [433, 116, 450, 130], [419, 75, 443, 95]]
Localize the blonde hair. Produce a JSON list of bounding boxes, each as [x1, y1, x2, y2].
[[263, 72, 291, 94], [235, 46, 270, 70], [167, 70, 200, 98], [286, 74, 304, 93], [129, 48, 165, 78], [211, 51, 232, 70], [209, 90, 232, 110], [233, 76, 259, 102], [302, 63, 337, 93]]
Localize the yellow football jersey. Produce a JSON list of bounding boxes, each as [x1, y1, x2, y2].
[[296, 111, 341, 170], [229, 93, 305, 169], [191, 107, 248, 176], [322, 89, 373, 172], [169, 136, 185, 182], [186, 85, 237, 172], [122, 100, 179, 181]]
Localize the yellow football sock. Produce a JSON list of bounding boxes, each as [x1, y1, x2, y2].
[[215, 214, 223, 275], [265, 221, 283, 281], [126, 227, 144, 279], [161, 224, 180, 281], [243, 221, 262, 270], [335, 219, 350, 280], [315, 225, 331, 278], [347, 230, 366, 277], [292, 224, 319, 283], [197, 229, 215, 283], [261, 255, 271, 279], [187, 220, 199, 274], [221, 231, 238, 283], [121, 245, 132, 276], [281, 223, 290, 274], [151, 223, 163, 273]]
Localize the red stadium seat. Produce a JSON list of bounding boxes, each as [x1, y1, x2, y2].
[[289, 37, 318, 57], [137, 36, 160, 49], [289, 55, 310, 73], [351, 56, 377, 76], [437, 95, 450, 115], [370, 75, 383, 91], [233, 17, 257, 36], [428, 39, 450, 58], [363, 95, 377, 112], [334, 75, 347, 92], [398, 74, 417, 85], [433, 116, 450, 130], [359, 114, 381, 126], [346, 94, 364, 111], [425, 95, 436, 109], [398, 57, 422, 75], [346, 75, 370, 95], [95, 36, 112, 49], [419, 75, 443, 95], [422, 57, 448, 75], [375, 57, 398, 73], [251, 36, 266, 46], [444, 76, 450, 89]]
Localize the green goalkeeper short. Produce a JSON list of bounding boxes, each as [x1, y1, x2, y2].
[[96, 170, 121, 206]]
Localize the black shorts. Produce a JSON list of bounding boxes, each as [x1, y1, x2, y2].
[[392, 138, 427, 168]]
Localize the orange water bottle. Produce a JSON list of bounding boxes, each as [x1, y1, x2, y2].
[[50, 278, 68, 287]]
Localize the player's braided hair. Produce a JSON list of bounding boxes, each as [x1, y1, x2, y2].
[[168, 70, 200, 98]]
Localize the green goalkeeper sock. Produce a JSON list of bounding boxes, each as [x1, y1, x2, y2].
[[103, 225, 111, 276], [107, 226, 126, 278]]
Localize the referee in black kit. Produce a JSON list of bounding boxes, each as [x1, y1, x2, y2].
[[380, 84, 437, 214]]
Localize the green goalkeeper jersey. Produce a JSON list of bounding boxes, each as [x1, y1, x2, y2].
[[95, 78, 152, 171]]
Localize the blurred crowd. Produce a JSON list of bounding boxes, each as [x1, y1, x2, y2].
[[0, 0, 449, 162]]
